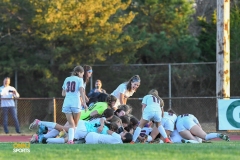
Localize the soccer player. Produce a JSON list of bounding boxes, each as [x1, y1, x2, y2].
[[61, 65, 87, 144], [111, 75, 140, 110], [131, 89, 172, 143], [85, 124, 133, 144], [176, 113, 230, 142], [80, 95, 116, 120], [149, 109, 177, 143]]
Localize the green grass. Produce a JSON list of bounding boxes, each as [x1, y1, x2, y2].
[[0, 141, 239, 160]]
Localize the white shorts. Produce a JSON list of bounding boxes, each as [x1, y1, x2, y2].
[[62, 107, 81, 114], [161, 118, 175, 132], [142, 111, 162, 122], [176, 116, 197, 132], [74, 120, 88, 139]]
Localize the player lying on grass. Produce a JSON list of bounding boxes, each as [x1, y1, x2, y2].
[[29, 108, 114, 143], [85, 128, 133, 144], [131, 89, 172, 144], [29, 118, 113, 144], [176, 113, 230, 142]]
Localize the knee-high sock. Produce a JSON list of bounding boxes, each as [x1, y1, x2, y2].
[[132, 127, 141, 142], [38, 121, 56, 129], [205, 133, 218, 140], [68, 128, 74, 142], [44, 129, 59, 138], [158, 125, 167, 139], [46, 138, 65, 144]]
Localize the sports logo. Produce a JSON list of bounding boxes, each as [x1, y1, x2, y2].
[[218, 99, 240, 130], [13, 142, 30, 153]]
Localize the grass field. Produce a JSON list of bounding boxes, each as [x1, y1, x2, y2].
[[1, 141, 239, 160]]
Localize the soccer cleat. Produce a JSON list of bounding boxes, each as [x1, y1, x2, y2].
[[164, 138, 173, 143], [130, 141, 135, 144], [181, 139, 188, 143], [219, 134, 230, 142], [67, 140, 74, 144], [30, 134, 39, 144], [29, 119, 40, 130]]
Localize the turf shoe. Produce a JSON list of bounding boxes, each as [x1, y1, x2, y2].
[[129, 141, 135, 144], [181, 139, 190, 143], [164, 138, 173, 143], [29, 119, 40, 130], [219, 134, 230, 141], [30, 134, 39, 144]]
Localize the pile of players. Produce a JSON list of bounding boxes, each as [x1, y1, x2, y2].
[[28, 65, 230, 144]]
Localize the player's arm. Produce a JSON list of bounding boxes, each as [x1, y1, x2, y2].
[[90, 110, 99, 117], [119, 93, 126, 105], [80, 87, 87, 111], [97, 118, 105, 133], [142, 103, 146, 112], [62, 89, 66, 97]]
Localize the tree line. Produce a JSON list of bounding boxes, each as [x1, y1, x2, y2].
[[0, 0, 240, 97]]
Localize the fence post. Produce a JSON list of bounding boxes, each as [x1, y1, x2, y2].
[[169, 64, 172, 109], [53, 97, 56, 123]]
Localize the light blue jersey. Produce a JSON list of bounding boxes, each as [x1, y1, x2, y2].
[[84, 121, 109, 135]]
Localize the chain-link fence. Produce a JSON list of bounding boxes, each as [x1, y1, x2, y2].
[[0, 97, 229, 134], [1, 62, 240, 134]]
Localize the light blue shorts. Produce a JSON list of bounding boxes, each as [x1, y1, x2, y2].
[[62, 107, 81, 114]]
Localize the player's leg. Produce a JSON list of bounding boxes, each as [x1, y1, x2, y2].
[[179, 130, 199, 141], [189, 125, 207, 139], [132, 118, 148, 143], [149, 125, 159, 141], [155, 122, 172, 143], [65, 113, 75, 144]]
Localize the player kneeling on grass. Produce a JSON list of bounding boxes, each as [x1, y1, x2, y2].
[[131, 89, 172, 144], [176, 113, 230, 143]]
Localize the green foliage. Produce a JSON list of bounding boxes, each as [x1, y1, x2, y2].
[[197, 12, 216, 62], [0, 0, 145, 97], [129, 0, 200, 63]]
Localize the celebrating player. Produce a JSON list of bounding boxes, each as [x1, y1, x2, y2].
[[131, 89, 172, 143], [61, 65, 87, 144], [111, 75, 140, 110]]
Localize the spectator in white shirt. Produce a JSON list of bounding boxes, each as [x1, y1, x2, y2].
[[0, 77, 20, 134]]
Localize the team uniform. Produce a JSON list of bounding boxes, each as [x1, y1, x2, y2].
[[142, 95, 162, 122], [62, 76, 84, 113], [74, 120, 109, 140], [111, 83, 135, 109], [80, 102, 108, 120], [132, 94, 171, 143], [176, 114, 199, 132], [161, 112, 177, 132], [85, 132, 123, 144]]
